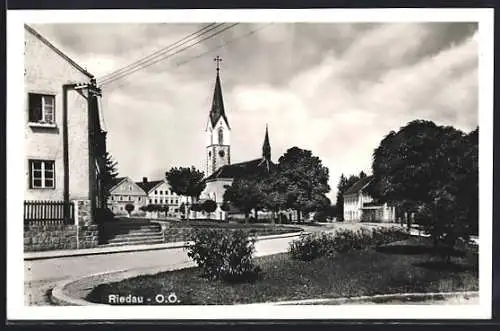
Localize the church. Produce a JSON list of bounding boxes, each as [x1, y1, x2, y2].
[[197, 57, 275, 220]]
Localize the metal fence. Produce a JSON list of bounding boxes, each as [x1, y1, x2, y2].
[[24, 200, 74, 225]]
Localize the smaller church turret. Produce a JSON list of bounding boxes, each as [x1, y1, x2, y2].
[[262, 124, 271, 161]]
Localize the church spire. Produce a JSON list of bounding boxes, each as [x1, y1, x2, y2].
[[209, 56, 230, 129], [262, 124, 271, 161]]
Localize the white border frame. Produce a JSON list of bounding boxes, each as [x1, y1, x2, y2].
[[7, 8, 494, 320]]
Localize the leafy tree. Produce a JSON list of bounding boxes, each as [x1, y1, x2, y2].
[[368, 120, 478, 255], [166, 166, 206, 220], [276, 147, 330, 222], [223, 178, 262, 223], [202, 199, 218, 218], [125, 203, 134, 216]]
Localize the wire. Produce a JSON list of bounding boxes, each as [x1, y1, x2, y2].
[[100, 23, 240, 86], [97, 23, 221, 83], [173, 23, 274, 69]]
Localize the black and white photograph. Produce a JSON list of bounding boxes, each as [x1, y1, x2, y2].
[[6, 8, 494, 320]]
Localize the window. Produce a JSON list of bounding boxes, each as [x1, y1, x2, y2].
[[129, 185, 132, 191], [155, 190, 158, 195], [149, 199, 153, 204], [138, 197, 141, 201], [29, 160, 55, 188], [28, 93, 55, 124], [218, 128, 224, 144], [155, 199, 158, 204], [160, 199, 163, 204], [160, 190, 163, 195], [120, 196, 123, 201]]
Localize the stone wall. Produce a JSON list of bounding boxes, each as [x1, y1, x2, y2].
[[75, 199, 99, 249], [24, 199, 99, 252], [24, 224, 77, 252]]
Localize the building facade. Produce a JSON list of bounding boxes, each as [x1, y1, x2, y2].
[[136, 178, 182, 218], [24, 25, 107, 251], [343, 176, 396, 223], [107, 177, 147, 215]]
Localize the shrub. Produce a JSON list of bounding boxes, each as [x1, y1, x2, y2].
[[125, 203, 135, 215], [186, 228, 261, 283], [289, 226, 409, 261], [202, 199, 217, 213], [190, 203, 202, 212]]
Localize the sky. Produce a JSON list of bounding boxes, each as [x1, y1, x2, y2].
[[31, 22, 479, 200]]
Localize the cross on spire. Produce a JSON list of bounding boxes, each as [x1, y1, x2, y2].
[[214, 56, 223, 72]]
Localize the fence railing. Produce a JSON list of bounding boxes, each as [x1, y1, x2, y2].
[[24, 200, 74, 225]]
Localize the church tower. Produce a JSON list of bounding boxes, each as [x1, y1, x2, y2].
[[205, 56, 231, 177]]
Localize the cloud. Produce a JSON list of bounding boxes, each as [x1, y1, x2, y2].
[[28, 22, 479, 200]]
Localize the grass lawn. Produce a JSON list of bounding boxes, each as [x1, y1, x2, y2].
[[87, 237, 478, 305]]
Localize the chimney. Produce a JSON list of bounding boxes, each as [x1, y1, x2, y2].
[[142, 177, 147, 183]]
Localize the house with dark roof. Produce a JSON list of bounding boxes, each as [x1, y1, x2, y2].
[[136, 177, 182, 218], [197, 62, 275, 220], [343, 175, 396, 223], [106, 177, 147, 215], [24, 24, 107, 251], [106, 177, 183, 218]]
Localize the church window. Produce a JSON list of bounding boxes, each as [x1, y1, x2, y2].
[[219, 150, 225, 158], [218, 128, 224, 144], [208, 151, 211, 157]]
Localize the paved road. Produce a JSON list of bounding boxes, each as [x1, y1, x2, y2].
[[24, 236, 298, 305], [24, 222, 433, 305]]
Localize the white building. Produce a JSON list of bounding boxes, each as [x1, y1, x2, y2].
[[343, 176, 396, 223], [106, 177, 147, 215], [136, 178, 182, 218]]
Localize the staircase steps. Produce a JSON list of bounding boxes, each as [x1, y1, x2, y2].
[[99, 219, 165, 246]]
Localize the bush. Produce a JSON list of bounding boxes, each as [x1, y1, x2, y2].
[[186, 228, 261, 283], [289, 226, 409, 261], [202, 199, 217, 213], [125, 203, 135, 215]]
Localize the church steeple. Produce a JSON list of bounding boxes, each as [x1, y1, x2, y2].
[[206, 56, 231, 177], [262, 124, 271, 161], [209, 56, 230, 129]]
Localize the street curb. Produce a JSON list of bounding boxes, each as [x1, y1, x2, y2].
[[25, 231, 302, 261], [51, 263, 195, 306]]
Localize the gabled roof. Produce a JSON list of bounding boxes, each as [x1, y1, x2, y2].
[[136, 180, 165, 193], [344, 176, 373, 195], [106, 177, 127, 192], [205, 158, 277, 181], [208, 72, 230, 129], [24, 24, 94, 79]]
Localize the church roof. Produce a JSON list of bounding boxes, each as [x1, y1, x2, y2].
[[344, 176, 373, 195], [205, 158, 276, 181], [136, 180, 164, 193], [208, 72, 230, 129]]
